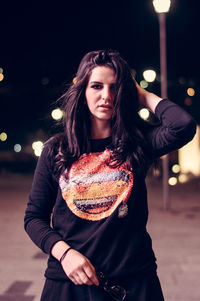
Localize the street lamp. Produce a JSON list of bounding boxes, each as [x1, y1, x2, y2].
[[153, 0, 171, 210], [153, 0, 171, 13]]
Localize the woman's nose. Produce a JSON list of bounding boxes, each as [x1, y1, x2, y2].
[[102, 87, 112, 102]]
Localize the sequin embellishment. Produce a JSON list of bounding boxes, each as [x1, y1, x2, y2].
[[59, 149, 133, 221]]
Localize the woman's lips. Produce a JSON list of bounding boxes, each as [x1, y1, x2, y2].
[[98, 105, 113, 110]]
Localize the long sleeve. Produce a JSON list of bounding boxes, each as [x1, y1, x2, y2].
[[144, 99, 197, 160], [24, 143, 63, 254]]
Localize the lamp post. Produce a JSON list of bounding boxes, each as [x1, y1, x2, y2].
[[153, 0, 171, 210]]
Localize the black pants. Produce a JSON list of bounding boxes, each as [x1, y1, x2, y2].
[[41, 272, 165, 301]]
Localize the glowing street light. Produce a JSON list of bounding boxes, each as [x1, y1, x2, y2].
[[153, 0, 171, 210], [153, 0, 171, 13]]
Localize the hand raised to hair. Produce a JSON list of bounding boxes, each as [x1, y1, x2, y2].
[[61, 249, 99, 286], [134, 79, 148, 107], [134, 78, 162, 113]]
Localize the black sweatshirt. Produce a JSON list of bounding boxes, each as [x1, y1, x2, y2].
[[24, 99, 196, 281]]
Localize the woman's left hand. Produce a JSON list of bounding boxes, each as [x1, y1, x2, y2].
[[61, 248, 99, 286]]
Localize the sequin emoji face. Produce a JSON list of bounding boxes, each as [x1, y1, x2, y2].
[[59, 149, 133, 221], [85, 66, 116, 124]]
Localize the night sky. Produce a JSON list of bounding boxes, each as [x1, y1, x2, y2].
[[0, 0, 200, 151]]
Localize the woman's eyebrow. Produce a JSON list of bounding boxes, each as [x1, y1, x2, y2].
[[89, 81, 103, 84], [89, 81, 116, 85]]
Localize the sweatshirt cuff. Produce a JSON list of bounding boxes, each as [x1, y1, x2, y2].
[[42, 232, 63, 254], [154, 98, 173, 117]]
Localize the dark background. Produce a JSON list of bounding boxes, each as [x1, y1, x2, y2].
[[0, 0, 199, 153]]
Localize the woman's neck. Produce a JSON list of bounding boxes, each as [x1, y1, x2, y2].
[[90, 119, 111, 139]]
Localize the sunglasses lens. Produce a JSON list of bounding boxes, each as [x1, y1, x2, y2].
[[97, 271, 126, 301], [106, 285, 126, 301]]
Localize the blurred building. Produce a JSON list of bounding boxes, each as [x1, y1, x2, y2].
[[178, 125, 200, 176]]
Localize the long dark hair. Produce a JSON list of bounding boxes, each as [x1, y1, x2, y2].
[[49, 50, 148, 173]]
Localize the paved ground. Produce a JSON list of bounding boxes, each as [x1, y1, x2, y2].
[[0, 172, 200, 301]]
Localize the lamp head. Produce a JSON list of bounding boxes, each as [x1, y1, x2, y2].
[[153, 0, 171, 13]]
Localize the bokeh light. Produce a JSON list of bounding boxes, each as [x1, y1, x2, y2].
[[138, 108, 150, 120], [0, 132, 7, 141], [73, 77, 77, 84], [168, 177, 178, 186], [178, 174, 188, 183], [14, 144, 22, 152], [0, 74, 4, 81], [172, 164, 181, 173], [32, 141, 44, 157], [143, 70, 156, 82], [187, 88, 195, 97], [0, 67, 3, 74], [140, 80, 148, 89], [184, 97, 192, 106], [51, 108, 63, 120]]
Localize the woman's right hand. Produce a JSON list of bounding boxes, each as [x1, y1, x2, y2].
[[61, 248, 99, 286]]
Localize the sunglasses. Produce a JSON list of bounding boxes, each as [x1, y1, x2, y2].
[[97, 271, 127, 301]]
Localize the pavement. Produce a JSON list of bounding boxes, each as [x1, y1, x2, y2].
[[0, 172, 200, 301]]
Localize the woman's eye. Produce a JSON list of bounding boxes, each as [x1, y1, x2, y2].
[[91, 84, 102, 90]]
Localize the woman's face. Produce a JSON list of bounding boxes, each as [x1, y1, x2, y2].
[[85, 66, 116, 124]]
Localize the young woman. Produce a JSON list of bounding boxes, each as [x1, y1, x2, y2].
[[24, 50, 196, 301]]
